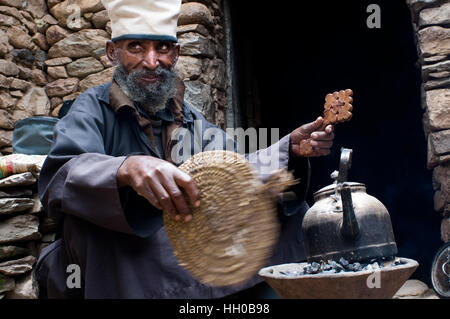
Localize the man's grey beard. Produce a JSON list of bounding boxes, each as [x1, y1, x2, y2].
[[113, 61, 177, 114]]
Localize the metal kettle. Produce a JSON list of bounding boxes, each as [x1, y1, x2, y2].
[[302, 148, 398, 263]]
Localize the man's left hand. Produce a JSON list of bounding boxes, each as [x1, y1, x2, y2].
[[289, 117, 335, 157]]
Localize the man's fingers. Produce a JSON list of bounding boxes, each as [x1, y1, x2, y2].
[[149, 182, 178, 220], [160, 173, 193, 222], [291, 120, 335, 157], [310, 140, 333, 148], [312, 148, 331, 157], [299, 117, 324, 135], [311, 131, 335, 141], [137, 184, 162, 210], [174, 170, 201, 209]]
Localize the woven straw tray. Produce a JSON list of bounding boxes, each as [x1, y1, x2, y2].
[[163, 150, 295, 287]]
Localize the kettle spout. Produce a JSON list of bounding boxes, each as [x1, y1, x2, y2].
[[340, 184, 360, 240]]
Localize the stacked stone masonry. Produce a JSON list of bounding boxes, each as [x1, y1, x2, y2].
[[0, 156, 51, 299], [0, 0, 228, 298], [407, 0, 450, 243]]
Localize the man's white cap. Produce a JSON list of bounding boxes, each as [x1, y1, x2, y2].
[[101, 0, 181, 42]]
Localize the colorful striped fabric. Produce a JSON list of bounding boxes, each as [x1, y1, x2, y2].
[[0, 154, 47, 179]]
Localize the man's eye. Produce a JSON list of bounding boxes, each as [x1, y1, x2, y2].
[[128, 42, 142, 51], [157, 43, 170, 51]]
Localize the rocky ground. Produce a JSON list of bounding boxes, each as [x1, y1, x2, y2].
[[393, 279, 440, 299]]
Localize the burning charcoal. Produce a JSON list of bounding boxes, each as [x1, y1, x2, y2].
[[393, 257, 404, 266], [363, 264, 373, 271], [330, 261, 345, 272], [380, 257, 394, 268], [310, 262, 321, 273], [304, 266, 312, 274], [335, 264, 345, 272], [371, 262, 380, 270], [322, 263, 333, 271], [352, 262, 362, 271], [304, 265, 314, 274], [338, 257, 349, 268], [319, 261, 326, 271]]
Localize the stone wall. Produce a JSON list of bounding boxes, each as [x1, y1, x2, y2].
[[406, 0, 450, 243], [0, 158, 49, 299], [177, 0, 228, 129], [0, 0, 228, 298]]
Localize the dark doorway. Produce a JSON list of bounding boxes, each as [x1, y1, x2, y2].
[[228, 0, 443, 285]]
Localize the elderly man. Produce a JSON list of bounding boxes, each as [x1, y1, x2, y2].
[[35, 0, 334, 298]]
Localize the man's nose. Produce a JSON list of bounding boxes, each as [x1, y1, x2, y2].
[[142, 49, 160, 70]]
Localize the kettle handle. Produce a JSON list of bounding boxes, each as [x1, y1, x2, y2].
[[337, 148, 353, 183], [340, 184, 360, 240], [336, 148, 360, 240]]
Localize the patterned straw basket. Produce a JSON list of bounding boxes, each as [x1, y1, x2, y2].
[[163, 150, 297, 287]]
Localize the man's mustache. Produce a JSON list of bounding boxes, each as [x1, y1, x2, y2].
[[129, 67, 170, 81]]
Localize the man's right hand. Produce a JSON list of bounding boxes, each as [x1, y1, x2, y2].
[[117, 156, 200, 222]]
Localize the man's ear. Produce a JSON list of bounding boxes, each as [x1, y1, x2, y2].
[[106, 40, 119, 65]]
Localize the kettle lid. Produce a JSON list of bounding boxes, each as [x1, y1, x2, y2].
[[313, 182, 366, 201], [313, 148, 365, 201]]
